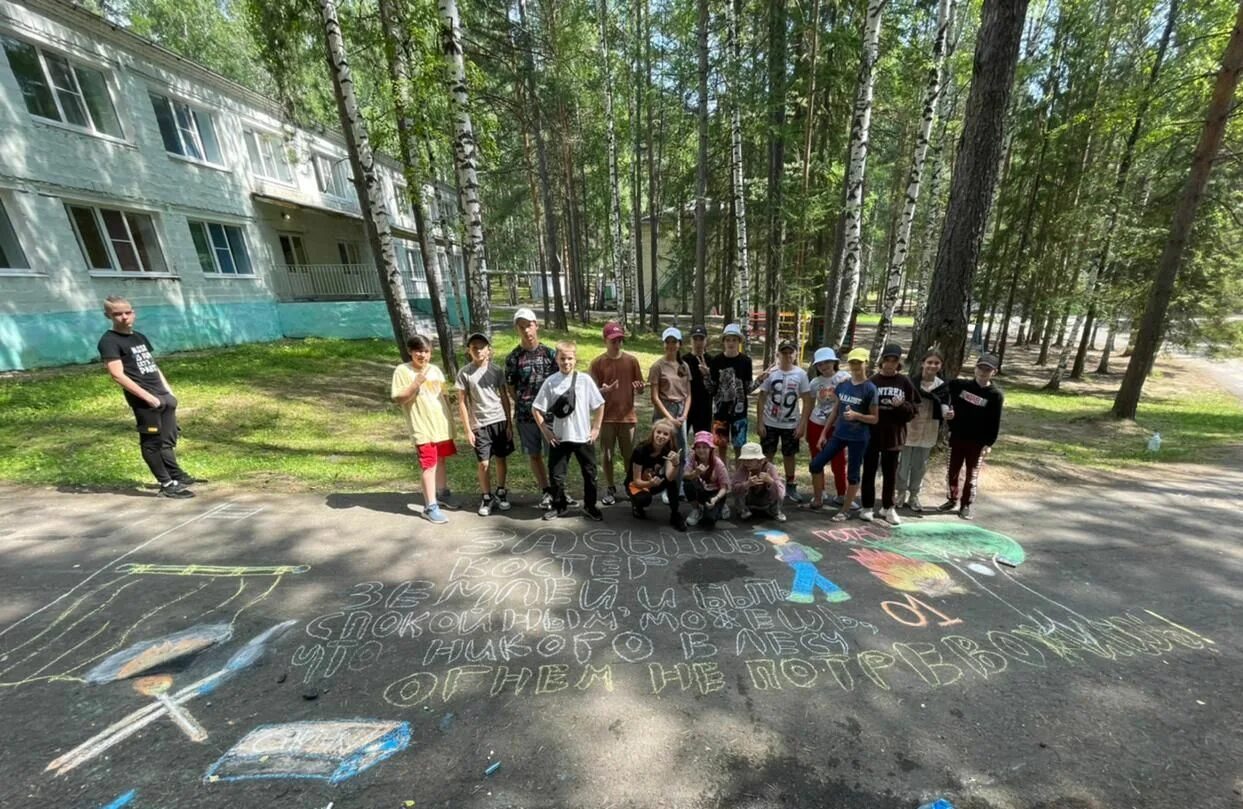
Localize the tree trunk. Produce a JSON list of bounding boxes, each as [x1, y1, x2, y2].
[[377, 0, 456, 372], [317, 0, 419, 362], [911, 80, 959, 337], [830, 0, 884, 349], [518, 0, 567, 331], [647, 0, 661, 331], [630, 0, 645, 328], [871, 0, 953, 360], [764, 0, 789, 366], [692, 0, 709, 323], [597, 0, 629, 328], [438, 0, 490, 335], [909, 0, 1029, 379], [1095, 315, 1118, 373], [728, 0, 751, 341]]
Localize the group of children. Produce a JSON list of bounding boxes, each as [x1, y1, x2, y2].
[[390, 307, 1005, 528]]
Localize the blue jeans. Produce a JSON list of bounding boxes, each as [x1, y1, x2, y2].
[[787, 561, 848, 603], [811, 432, 869, 484]]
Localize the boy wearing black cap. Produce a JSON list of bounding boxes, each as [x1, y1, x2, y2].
[[939, 354, 1005, 520], [861, 343, 919, 525], [756, 339, 812, 504], [682, 324, 714, 434], [708, 323, 753, 460], [457, 332, 514, 516]]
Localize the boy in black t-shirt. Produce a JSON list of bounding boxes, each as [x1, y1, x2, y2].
[[97, 296, 195, 498], [708, 323, 753, 460]]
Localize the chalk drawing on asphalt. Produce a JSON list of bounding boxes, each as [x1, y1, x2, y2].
[[757, 530, 850, 604], [97, 790, 137, 809], [114, 563, 310, 577], [204, 719, 411, 784], [46, 620, 297, 776], [848, 548, 965, 598], [84, 623, 234, 684]]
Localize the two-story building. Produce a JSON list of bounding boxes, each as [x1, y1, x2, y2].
[[0, 0, 467, 371]]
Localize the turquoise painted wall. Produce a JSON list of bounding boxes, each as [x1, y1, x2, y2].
[[1, 297, 467, 371]]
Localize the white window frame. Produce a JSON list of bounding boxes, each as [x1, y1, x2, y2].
[[189, 220, 253, 276], [314, 153, 352, 198], [1, 36, 124, 139], [150, 92, 224, 166], [244, 129, 294, 184], [279, 233, 309, 267], [337, 240, 363, 265], [0, 195, 34, 274], [65, 202, 172, 277]]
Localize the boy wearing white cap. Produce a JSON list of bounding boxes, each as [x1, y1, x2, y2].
[[505, 307, 560, 509]]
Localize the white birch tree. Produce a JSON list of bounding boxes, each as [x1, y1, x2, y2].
[[728, 0, 751, 341], [597, 0, 629, 327]]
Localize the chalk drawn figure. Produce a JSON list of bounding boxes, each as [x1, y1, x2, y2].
[[47, 620, 297, 777], [204, 719, 411, 785], [866, 522, 1025, 567], [759, 530, 850, 604], [84, 623, 233, 684], [849, 548, 965, 597]]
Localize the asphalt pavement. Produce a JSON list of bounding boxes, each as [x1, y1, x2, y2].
[[0, 464, 1239, 809]]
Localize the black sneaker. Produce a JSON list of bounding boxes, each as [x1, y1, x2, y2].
[[670, 511, 688, 531], [565, 496, 581, 508], [936, 499, 958, 513], [157, 480, 195, 499], [542, 507, 568, 521], [959, 504, 975, 521], [495, 487, 512, 511], [175, 475, 205, 485], [583, 505, 604, 521], [538, 490, 553, 510], [601, 486, 617, 506], [631, 504, 647, 519]]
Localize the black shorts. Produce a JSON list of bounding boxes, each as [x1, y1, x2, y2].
[[473, 420, 514, 462], [760, 425, 799, 458]]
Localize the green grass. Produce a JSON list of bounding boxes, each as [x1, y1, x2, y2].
[[2, 335, 1240, 495]]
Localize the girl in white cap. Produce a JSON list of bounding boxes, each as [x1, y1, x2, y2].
[[805, 347, 851, 509], [683, 430, 730, 528]]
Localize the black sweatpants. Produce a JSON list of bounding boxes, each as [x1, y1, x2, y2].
[[132, 393, 185, 485], [630, 479, 680, 515], [548, 440, 598, 509], [861, 443, 900, 510]]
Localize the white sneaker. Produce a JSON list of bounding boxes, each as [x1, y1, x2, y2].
[[721, 503, 732, 520], [661, 490, 669, 505], [739, 506, 753, 520], [686, 507, 702, 527], [859, 509, 875, 522], [478, 495, 493, 517], [907, 494, 923, 513], [775, 510, 788, 523], [881, 507, 902, 526]]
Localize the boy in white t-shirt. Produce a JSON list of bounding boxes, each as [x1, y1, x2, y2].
[[755, 339, 812, 504], [533, 341, 606, 521]]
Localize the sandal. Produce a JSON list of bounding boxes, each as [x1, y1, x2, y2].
[[801, 499, 824, 511], [831, 511, 849, 522]]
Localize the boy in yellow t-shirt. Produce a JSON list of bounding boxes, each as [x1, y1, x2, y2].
[[391, 335, 457, 523]]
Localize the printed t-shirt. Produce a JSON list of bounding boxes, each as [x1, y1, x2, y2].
[[532, 371, 604, 443], [648, 358, 691, 403], [98, 330, 167, 407], [760, 367, 811, 429], [809, 370, 851, 426], [869, 371, 920, 451], [625, 442, 673, 489], [392, 363, 452, 445], [589, 352, 643, 423], [455, 362, 507, 428], [708, 352, 753, 419], [832, 378, 878, 442], [504, 343, 557, 422]]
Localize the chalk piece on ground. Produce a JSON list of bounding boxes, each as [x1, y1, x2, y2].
[[484, 761, 501, 777]]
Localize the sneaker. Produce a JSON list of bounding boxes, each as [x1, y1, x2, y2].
[[859, 509, 875, 522], [959, 504, 975, 521], [894, 491, 907, 509], [174, 475, 205, 485], [157, 480, 194, 499], [538, 490, 553, 510], [583, 505, 604, 521], [478, 495, 493, 517], [829, 495, 845, 507], [784, 483, 803, 505], [437, 489, 458, 510], [424, 503, 448, 524], [661, 490, 669, 505], [670, 512, 688, 531], [880, 507, 902, 526], [937, 499, 959, 513], [721, 503, 731, 520], [601, 486, 617, 506], [686, 507, 703, 527], [775, 509, 788, 523], [566, 496, 580, 508], [831, 511, 850, 522], [495, 487, 512, 511], [631, 504, 647, 519], [542, 507, 568, 521], [907, 494, 924, 513], [738, 506, 753, 520]]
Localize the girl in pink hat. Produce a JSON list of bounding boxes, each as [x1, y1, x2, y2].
[[683, 430, 730, 528]]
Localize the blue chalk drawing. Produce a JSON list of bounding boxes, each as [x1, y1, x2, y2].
[[758, 529, 850, 604], [867, 522, 1026, 567], [85, 624, 233, 684], [204, 719, 411, 785], [97, 790, 136, 809]]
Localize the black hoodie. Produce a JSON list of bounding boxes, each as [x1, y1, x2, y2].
[[946, 377, 1004, 446]]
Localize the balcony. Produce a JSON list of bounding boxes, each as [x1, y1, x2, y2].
[[269, 263, 412, 301]]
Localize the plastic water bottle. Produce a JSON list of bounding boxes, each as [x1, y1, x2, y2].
[[917, 800, 954, 809], [1146, 432, 1162, 453]]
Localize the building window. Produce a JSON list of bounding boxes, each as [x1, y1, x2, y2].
[[279, 234, 308, 266], [337, 241, 362, 265], [2, 37, 122, 137], [244, 129, 293, 183], [150, 93, 222, 164], [0, 199, 30, 269], [313, 154, 351, 198], [66, 203, 167, 273], [189, 221, 252, 275]]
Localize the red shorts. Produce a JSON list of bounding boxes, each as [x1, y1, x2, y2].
[[416, 440, 457, 470]]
